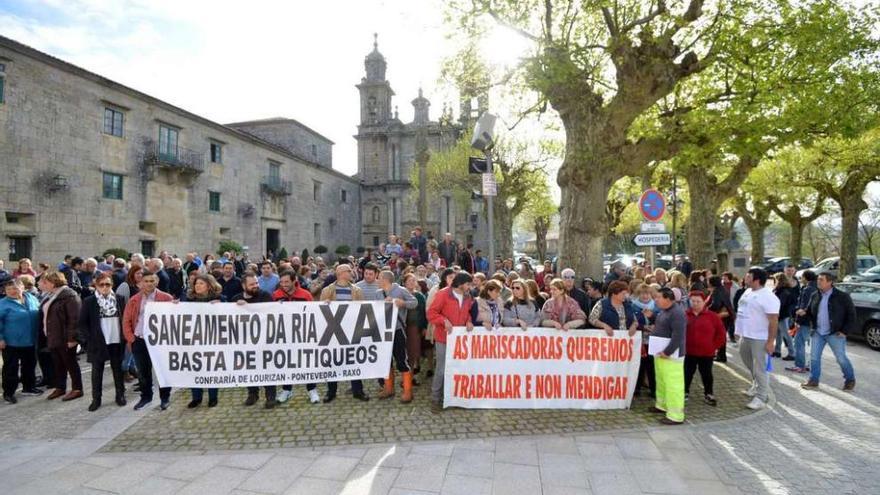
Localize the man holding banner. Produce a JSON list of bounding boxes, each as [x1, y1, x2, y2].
[[377, 270, 417, 402], [427, 272, 474, 413], [123, 271, 174, 411], [320, 264, 369, 403], [232, 272, 277, 408]]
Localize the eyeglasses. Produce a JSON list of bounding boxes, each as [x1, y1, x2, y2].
[[96, 283, 112, 287], [512, 286, 523, 290], [562, 275, 576, 280]]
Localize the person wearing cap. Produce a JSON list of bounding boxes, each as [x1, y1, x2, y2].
[[560, 268, 590, 314], [605, 261, 626, 285], [650, 287, 688, 424], [0, 275, 43, 403], [685, 291, 727, 406], [427, 271, 474, 413]]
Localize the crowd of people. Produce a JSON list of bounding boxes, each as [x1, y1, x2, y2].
[[0, 232, 858, 426]]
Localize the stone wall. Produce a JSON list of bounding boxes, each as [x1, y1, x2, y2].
[[0, 37, 361, 264]]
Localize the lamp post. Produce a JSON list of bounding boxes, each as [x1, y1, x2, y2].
[[471, 113, 497, 266]]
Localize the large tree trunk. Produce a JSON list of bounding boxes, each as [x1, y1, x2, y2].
[[745, 220, 768, 265], [558, 161, 615, 279], [494, 201, 514, 260], [838, 193, 867, 276], [788, 219, 806, 265], [535, 216, 549, 263], [685, 171, 722, 270]]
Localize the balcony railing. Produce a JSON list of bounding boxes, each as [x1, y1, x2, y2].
[[261, 175, 292, 195], [142, 139, 205, 174]]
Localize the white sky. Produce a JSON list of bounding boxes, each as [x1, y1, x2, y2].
[[0, 0, 532, 176]]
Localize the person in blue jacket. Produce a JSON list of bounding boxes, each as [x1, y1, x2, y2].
[[0, 274, 43, 403]]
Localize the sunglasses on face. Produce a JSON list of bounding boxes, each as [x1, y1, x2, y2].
[[96, 283, 112, 287]]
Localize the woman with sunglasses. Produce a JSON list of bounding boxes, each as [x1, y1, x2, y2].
[[541, 279, 587, 330], [503, 281, 543, 330], [180, 274, 225, 408], [78, 272, 127, 411]]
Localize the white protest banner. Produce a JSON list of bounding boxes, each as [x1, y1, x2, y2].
[[444, 328, 641, 409], [143, 301, 396, 388]]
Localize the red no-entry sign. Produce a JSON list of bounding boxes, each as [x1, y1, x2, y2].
[[639, 189, 666, 222]]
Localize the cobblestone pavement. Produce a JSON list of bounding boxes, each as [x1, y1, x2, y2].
[[690, 339, 880, 495], [1, 340, 877, 494], [100, 363, 752, 452]]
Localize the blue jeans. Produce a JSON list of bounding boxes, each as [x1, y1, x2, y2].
[[794, 324, 811, 368], [775, 318, 793, 355], [809, 332, 855, 383]]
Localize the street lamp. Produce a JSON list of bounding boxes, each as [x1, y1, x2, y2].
[[471, 112, 497, 266]]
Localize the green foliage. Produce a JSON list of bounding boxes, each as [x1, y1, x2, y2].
[[356, 246, 366, 254], [335, 245, 351, 256], [277, 247, 288, 261], [102, 248, 130, 260], [301, 249, 310, 260], [218, 240, 242, 256], [314, 245, 328, 255]]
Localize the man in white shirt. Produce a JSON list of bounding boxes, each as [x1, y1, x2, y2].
[[734, 268, 780, 410]]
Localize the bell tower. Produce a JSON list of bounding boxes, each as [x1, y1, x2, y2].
[[358, 34, 394, 125]]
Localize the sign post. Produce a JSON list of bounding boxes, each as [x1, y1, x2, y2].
[[638, 189, 667, 268]]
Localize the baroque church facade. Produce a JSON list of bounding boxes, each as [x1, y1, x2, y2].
[[355, 37, 489, 249]]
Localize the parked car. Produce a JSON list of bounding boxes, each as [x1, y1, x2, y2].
[[833, 282, 880, 350], [763, 257, 813, 275], [796, 255, 878, 280], [654, 255, 674, 271], [843, 265, 880, 283]]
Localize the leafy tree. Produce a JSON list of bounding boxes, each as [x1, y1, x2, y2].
[[793, 130, 880, 276], [411, 133, 550, 259], [751, 156, 827, 265], [314, 245, 328, 255], [335, 245, 352, 256], [277, 247, 288, 261], [445, 0, 724, 276], [518, 178, 557, 262], [652, 0, 878, 269], [734, 190, 773, 265]]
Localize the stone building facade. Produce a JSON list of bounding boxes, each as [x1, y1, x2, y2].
[[0, 35, 361, 263], [356, 37, 488, 249]]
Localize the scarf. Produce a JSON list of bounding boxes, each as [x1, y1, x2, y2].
[[96, 292, 118, 318]]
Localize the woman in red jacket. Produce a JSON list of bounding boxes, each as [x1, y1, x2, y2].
[[685, 291, 727, 406], [426, 272, 474, 414]]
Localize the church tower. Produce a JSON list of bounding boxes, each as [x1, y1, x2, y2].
[[358, 34, 393, 125]]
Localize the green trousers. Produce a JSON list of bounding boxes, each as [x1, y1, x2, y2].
[[654, 357, 685, 422]]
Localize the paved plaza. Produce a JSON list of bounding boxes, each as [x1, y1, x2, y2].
[[1, 341, 877, 494]]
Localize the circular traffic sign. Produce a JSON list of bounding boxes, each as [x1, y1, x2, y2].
[[639, 189, 666, 222]]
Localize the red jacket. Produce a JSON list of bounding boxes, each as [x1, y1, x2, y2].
[[685, 308, 727, 357], [272, 282, 313, 302], [123, 289, 174, 343], [427, 287, 474, 344]]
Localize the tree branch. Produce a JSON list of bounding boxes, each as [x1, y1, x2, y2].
[[602, 7, 619, 37], [486, 7, 540, 42], [620, 0, 667, 33]]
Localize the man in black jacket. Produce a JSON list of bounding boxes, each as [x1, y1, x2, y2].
[[232, 273, 276, 408], [800, 273, 856, 391]]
